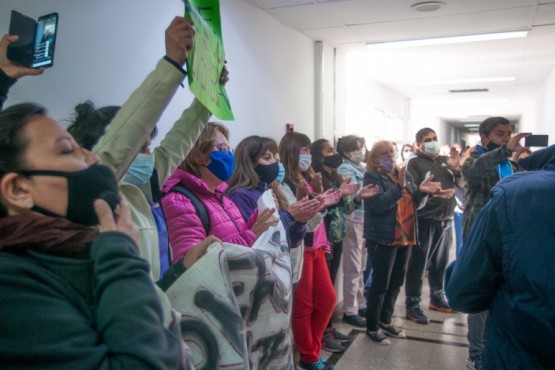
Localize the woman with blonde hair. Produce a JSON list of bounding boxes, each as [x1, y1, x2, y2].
[[363, 140, 439, 345]]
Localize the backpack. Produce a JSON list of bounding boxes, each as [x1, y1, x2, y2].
[[169, 184, 211, 236]]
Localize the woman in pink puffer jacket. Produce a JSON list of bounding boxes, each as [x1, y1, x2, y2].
[[161, 122, 276, 262]]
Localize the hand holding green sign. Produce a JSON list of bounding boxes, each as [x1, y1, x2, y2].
[[185, 0, 234, 120]]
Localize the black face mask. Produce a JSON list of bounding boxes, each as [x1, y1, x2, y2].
[[486, 141, 501, 151], [323, 153, 343, 169], [254, 162, 280, 184], [21, 163, 120, 226]]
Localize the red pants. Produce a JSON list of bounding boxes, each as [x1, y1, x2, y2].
[[292, 247, 336, 363]]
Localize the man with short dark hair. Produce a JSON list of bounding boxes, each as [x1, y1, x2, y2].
[[457, 116, 528, 370], [447, 144, 555, 370], [404, 128, 461, 325]]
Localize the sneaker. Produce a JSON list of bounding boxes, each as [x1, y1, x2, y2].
[[343, 313, 366, 327], [326, 327, 351, 343], [358, 307, 367, 317], [365, 330, 391, 346], [297, 356, 334, 370], [380, 323, 406, 338], [318, 356, 335, 370], [406, 306, 430, 325], [429, 294, 454, 313], [322, 332, 345, 353]]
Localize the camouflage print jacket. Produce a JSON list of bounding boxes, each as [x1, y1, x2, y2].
[[461, 143, 522, 239], [325, 177, 358, 243]]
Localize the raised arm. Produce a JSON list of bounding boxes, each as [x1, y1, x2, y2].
[[0, 34, 44, 109], [93, 17, 195, 180]]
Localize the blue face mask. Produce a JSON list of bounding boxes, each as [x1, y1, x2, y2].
[[276, 163, 286, 183], [207, 150, 235, 181], [125, 153, 154, 186]]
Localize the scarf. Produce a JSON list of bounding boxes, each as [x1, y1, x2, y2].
[[0, 213, 98, 258], [474, 145, 514, 179]]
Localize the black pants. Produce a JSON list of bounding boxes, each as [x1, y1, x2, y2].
[[326, 240, 343, 285], [326, 240, 343, 328], [405, 219, 453, 307], [365, 241, 411, 331]]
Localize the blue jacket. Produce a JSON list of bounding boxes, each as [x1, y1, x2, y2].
[[363, 168, 426, 243], [446, 160, 555, 369]]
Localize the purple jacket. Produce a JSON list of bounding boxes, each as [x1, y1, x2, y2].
[[227, 185, 307, 249], [161, 169, 257, 262]]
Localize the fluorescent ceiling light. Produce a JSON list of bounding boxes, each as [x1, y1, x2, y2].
[[464, 123, 480, 128], [367, 30, 528, 50], [423, 77, 516, 86]]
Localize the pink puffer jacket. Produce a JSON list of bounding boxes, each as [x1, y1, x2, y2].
[[161, 168, 257, 262]]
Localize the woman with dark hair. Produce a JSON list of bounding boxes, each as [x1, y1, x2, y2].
[[161, 123, 277, 261], [400, 143, 415, 163], [64, 16, 213, 280], [363, 140, 439, 345], [311, 138, 379, 352], [336, 135, 372, 326], [278, 132, 342, 370], [0, 103, 186, 369], [226, 135, 321, 249], [311, 139, 379, 328]]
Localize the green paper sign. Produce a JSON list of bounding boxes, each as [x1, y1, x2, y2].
[[185, 0, 234, 120]]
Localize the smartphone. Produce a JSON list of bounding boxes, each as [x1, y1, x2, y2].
[[7, 10, 59, 69], [525, 134, 549, 147]]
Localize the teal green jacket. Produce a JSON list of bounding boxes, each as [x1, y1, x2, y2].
[[0, 232, 184, 370]]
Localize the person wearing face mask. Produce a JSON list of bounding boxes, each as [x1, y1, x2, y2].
[[457, 117, 528, 370], [66, 16, 222, 281], [161, 123, 277, 261], [403, 128, 462, 325], [337, 135, 373, 327], [363, 140, 440, 345], [0, 103, 189, 369], [400, 143, 415, 163], [226, 136, 322, 251], [311, 139, 379, 349], [278, 132, 343, 370]]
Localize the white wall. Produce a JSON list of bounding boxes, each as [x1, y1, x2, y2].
[[533, 65, 555, 144], [344, 54, 408, 148], [0, 0, 315, 148]]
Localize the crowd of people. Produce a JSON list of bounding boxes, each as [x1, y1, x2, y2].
[[1, 14, 554, 370]]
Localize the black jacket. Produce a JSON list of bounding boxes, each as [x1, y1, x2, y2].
[[406, 151, 459, 221], [363, 168, 426, 243]]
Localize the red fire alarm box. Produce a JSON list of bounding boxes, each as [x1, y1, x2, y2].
[[286, 123, 294, 133]]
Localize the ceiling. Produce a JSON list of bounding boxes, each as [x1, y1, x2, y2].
[[243, 0, 555, 126]]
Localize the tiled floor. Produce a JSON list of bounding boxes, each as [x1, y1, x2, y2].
[[324, 283, 470, 370]]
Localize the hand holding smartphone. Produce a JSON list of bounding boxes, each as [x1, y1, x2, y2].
[[525, 135, 549, 147], [7, 10, 59, 69]]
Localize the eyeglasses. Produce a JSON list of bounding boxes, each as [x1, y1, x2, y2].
[[212, 144, 232, 153]]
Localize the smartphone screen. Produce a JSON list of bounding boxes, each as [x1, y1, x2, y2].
[[33, 13, 58, 68], [524, 135, 549, 147]]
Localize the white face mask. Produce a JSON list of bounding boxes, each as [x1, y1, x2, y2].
[[423, 141, 441, 157], [299, 154, 312, 172], [350, 150, 364, 164]]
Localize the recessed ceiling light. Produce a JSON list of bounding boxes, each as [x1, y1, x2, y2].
[[366, 30, 528, 50], [410, 2, 445, 12]]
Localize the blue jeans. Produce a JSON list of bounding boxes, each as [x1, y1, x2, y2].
[[454, 210, 464, 258], [467, 310, 489, 362]]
